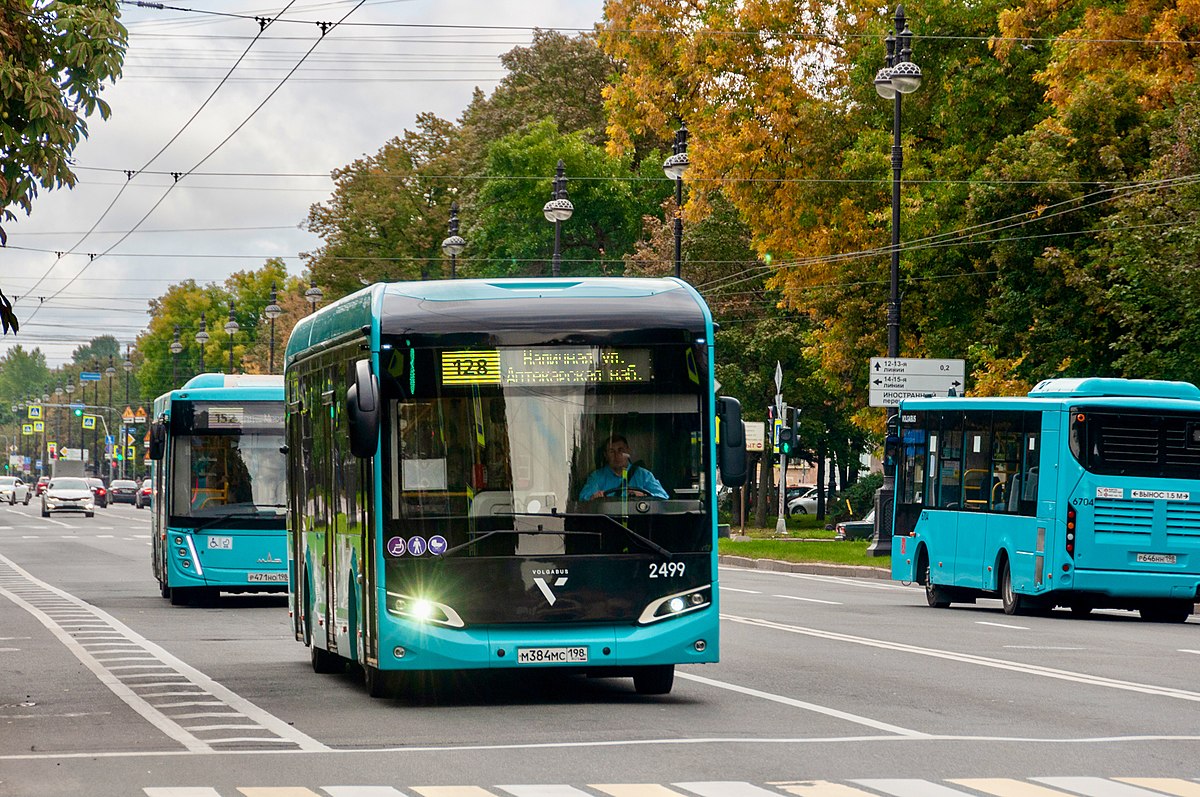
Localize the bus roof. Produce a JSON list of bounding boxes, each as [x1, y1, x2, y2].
[[899, 377, 1200, 412], [285, 277, 713, 365], [153, 373, 284, 415]]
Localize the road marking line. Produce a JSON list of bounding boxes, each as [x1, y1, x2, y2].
[[1035, 776, 1177, 795], [854, 780, 982, 796], [1180, 649, 1200, 655], [676, 672, 927, 737], [773, 782, 886, 797], [413, 787, 499, 797], [593, 785, 690, 797], [976, 621, 1029, 630], [949, 778, 1080, 796], [723, 612, 1200, 702], [1003, 646, 1084, 650], [721, 588, 761, 594], [773, 594, 842, 605], [1115, 779, 1200, 796]]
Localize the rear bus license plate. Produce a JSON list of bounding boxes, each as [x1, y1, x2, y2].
[[516, 646, 588, 664], [247, 573, 287, 583], [1136, 553, 1177, 565]]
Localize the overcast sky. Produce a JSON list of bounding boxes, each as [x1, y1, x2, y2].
[[2, 0, 606, 367]]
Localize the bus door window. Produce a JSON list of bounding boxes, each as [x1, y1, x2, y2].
[[935, 413, 964, 509], [991, 412, 1023, 512], [962, 412, 992, 510], [1018, 413, 1041, 515]]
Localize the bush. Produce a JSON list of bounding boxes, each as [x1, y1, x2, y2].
[[834, 473, 884, 522]]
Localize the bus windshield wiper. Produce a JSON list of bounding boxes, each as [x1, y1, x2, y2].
[[553, 510, 673, 559]]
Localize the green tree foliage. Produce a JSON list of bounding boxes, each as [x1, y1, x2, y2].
[[71, 335, 120, 367], [0, 0, 127, 245], [0, 344, 51, 425], [134, 261, 294, 398], [466, 119, 650, 277]]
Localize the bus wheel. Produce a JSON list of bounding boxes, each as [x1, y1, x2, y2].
[[999, 560, 1027, 616], [1069, 602, 1093, 617], [633, 664, 675, 695], [158, 581, 170, 600], [923, 557, 951, 608], [1140, 600, 1193, 623], [363, 664, 400, 698], [310, 642, 343, 674], [170, 587, 194, 606]]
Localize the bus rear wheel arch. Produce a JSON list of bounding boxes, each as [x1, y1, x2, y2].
[[919, 549, 951, 608], [1140, 600, 1193, 623], [998, 556, 1029, 616]]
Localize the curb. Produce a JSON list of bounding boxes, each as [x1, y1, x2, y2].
[[718, 555, 892, 580]]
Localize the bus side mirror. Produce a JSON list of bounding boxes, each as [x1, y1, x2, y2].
[[347, 358, 379, 458], [148, 421, 166, 461], [716, 396, 747, 487]]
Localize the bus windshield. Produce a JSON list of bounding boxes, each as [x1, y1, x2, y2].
[[383, 343, 710, 555], [169, 400, 286, 518]]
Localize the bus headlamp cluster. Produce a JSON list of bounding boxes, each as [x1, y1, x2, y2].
[[638, 585, 711, 624], [385, 591, 465, 628]]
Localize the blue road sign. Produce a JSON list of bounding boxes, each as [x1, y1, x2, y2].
[[79, 371, 102, 381]]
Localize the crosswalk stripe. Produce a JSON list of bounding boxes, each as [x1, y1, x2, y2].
[[675, 782, 784, 797], [497, 787, 593, 797], [1034, 778, 1177, 796], [411, 787, 498, 797], [323, 788, 408, 797], [238, 788, 322, 796], [773, 782, 884, 796], [1114, 779, 1200, 797], [851, 780, 979, 796], [949, 779, 1081, 796], [592, 785, 690, 797]]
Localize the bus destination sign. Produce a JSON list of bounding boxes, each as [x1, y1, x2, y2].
[[442, 347, 652, 386]]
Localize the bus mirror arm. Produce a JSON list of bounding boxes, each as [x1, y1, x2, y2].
[[715, 396, 748, 488], [148, 421, 166, 461], [348, 359, 380, 458]]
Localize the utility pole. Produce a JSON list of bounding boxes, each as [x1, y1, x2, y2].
[[774, 362, 787, 536]]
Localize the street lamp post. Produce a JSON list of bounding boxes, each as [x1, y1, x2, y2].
[[224, 302, 239, 374], [170, 325, 183, 385], [662, 121, 690, 279], [441, 202, 466, 280], [90, 358, 100, 474], [542, 161, 574, 277], [106, 357, 116, 481], [869, 4, 922, 558], [264, 282, 282, 375], [195, 313, 209, 374], [122, 348, 133, 479], [64, 381, 75, 458], [305, 280, 323, 314], [54, 385, 63, 463]]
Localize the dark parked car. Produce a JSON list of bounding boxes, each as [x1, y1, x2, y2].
[[136, 478, 153, 509], [86, 478, 109, 508], [835, 509, 875, 541], [109, 479, 139, 505]]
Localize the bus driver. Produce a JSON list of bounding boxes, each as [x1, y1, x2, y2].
[[580, 434, 669, 500]]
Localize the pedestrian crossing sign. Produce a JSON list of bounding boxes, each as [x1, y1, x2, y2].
[[34, 421, 44, 433], [21, 424, 33, 435], [27, 405, 42, 419], [127, 445, 137, 458], [82, 415, 97, 430]]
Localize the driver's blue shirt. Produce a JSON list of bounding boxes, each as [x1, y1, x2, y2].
[[579, 466, 669, 500]]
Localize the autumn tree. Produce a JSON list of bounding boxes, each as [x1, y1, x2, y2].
[[0, 0, 126, 245]]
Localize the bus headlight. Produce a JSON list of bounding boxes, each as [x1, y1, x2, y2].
[[385, 591, 465, 628], [638, 585, 711, 624]]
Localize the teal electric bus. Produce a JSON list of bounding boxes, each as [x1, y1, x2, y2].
[[148, 374, 287, 605], [284, 278, 746, 697], [891, 377, 1200, 622]]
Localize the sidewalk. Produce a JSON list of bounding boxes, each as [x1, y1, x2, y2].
[[718, 554, 891, 580]]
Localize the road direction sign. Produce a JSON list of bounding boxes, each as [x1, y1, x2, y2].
[[79, 371, 101, 382], [869, 357, 966, 407]]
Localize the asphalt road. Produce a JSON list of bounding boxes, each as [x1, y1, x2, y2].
[[1, 500, 1198, 797]]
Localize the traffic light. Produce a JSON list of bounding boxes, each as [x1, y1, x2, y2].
[[778, 406, 800, 457], [73, 407, 83, 417]]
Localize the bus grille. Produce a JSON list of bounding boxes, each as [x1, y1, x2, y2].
[[1094, 497, 1200, 542]]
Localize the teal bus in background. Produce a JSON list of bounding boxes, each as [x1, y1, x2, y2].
[[891, 377, 1200, 622], [284, 278, 746, 697], [148, 374, 288, 605]]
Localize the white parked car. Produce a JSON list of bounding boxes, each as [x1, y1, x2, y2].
[[786, 485, 821, 516], [41, 477, 95, 518], [0, 476, 31, 505]]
